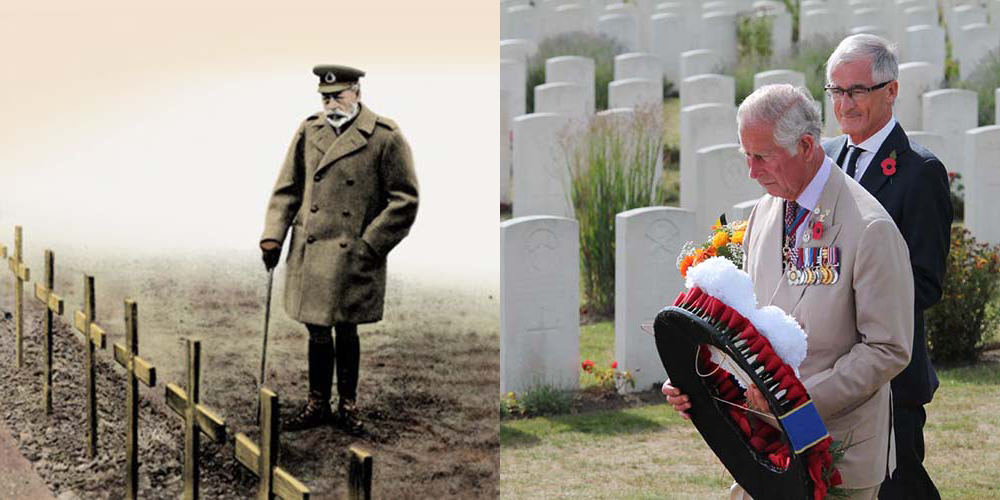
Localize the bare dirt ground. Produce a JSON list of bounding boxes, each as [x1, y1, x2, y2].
[[0, 250, 498, 499]]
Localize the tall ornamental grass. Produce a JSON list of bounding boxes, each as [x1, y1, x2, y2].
[[957, 48, 1000, 126], [563, 105, 666, 317]]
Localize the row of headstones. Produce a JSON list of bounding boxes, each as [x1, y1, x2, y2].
[[501, 115, 1000, 394], [501, 2, 790, 86], [1, 226, 374, 500], [502, 46, 1000, 207]]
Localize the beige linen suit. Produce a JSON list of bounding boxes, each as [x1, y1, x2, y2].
[[742, 164, 914, 490]]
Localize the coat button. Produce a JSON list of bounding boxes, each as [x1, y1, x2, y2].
[[314, 173, 322, 182], [342, 210, 351, 217], [346, 179, 355, 186], [307, 236, 316, 244], [339, 242, 348, 248], [310, 205, 319, 213]]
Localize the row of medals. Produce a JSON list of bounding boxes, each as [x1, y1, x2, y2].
[[784, 246, 840, 285]]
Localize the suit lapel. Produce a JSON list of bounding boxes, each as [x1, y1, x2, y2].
[[859, 123, 910, 196], [775, 166, 847, 310], [829, 135, 850, 167]]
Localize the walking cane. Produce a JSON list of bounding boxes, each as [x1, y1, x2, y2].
[[257, 267, 274, 425]]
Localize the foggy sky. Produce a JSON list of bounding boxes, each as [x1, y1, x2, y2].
[[0, 1, 499, 289]]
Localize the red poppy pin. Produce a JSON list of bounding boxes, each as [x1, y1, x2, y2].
[[881, 150, 897, 176], [812, 221, 823, 240]]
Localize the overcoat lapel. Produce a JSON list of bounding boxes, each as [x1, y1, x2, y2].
[[314, 105, 379, 176], [858, 123, 910, 196], [772, 167, 847, 310]]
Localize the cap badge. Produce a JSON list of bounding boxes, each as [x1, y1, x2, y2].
[[324, 72, 337, 83]]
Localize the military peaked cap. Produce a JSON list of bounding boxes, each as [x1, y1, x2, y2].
[[313, 64, 365, 93]]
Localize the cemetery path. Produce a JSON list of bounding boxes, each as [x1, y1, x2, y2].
[[0, 252, 498, 499], [0, 418, 54, 500]]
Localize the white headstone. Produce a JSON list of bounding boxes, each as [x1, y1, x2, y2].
[[502, 91, 512, 205], [694, 144, 764, 233], [849, 25, 889, 38], [850, 8, 888, 36], [753, 69, 806, 90], [614, 207, 695, 392], [801, 9, 844, 41], [679, 49, 723, 80], [679, 103, 739, 210], [996, 88, 1000, 126], [952, 4, 988, 31], [954, 24, 1000, 80], [598, 13, 640, 52], [506, 4, 542, 41], [512, 113, 577, 218], [701, 11, 739, 66], [922, 89, 979, 176], [901, 7, 939, 41], [732, 198, 759, 220], [964, 126, 1000, 244], [501, 58, 527, 120], [680, 74, 736, 108], [650, 13, 688, 85], [549, 4, 593, 36], [547, 56, 597, 114], [535, 82, 592, 116], [501, 216, 580, 394], [608, 78, 662, 109], [905, 131, 946, 163], [753, 1, 786, 13], [901, 25, 945, 82], [500, 39, 539, 64], [769, 11, 794, 59], [614, 52, 663, 81], [896, 62, 942, 131], [823, 91, 842, 138]]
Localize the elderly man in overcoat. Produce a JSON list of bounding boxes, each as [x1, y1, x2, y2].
[[260, 64, 418, 432]]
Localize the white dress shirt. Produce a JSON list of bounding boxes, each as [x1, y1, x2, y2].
[[845, 116, 896, 182], [790, 155, 833, 246]]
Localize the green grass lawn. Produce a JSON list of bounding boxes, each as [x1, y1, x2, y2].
[[502, 322, 1000, 499]]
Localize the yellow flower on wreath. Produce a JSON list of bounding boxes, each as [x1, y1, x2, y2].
[[732, 230, 745, 244], [712, 231, 729, 248]]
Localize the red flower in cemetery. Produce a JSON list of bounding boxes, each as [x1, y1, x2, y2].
[[881, 150, 897, 176], [582, 359, 595, 373], [611, 361, 618, 369]]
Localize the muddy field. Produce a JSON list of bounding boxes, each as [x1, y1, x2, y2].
[[0, 250, 499, 499]]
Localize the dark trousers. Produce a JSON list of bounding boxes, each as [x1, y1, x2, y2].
[[305, 323, 360, 405], [878, 404, 939, 500]]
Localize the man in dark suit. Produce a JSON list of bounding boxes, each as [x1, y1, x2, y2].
[[821, 34, 952, 500]]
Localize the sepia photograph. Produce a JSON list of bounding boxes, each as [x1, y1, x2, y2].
[[0, 1, 498, 498]]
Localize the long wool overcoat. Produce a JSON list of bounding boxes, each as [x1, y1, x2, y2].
[[261, 104, 418, 326]]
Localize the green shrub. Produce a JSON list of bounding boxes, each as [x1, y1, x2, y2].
[[737, 13, 773, 63], [526, 32, 628, 113], [949, 172, 965, 222], [504, 385, 572, 417], [926, 227, 1000, 364], [728, 35, 839, 103], [957, 48, 1000, 126], [563, 105, 666, 318]]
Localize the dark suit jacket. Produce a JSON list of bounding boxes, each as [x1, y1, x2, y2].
[[823, 123, 952, 406]]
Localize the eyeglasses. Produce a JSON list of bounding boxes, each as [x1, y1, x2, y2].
[[824, 80, 893, 101]]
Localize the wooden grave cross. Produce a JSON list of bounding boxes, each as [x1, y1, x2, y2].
[[8, 226, 31, 368], [165, 339, 227, 500], [33, 250, 64, 415], [113, 300, 157, 500], [73, 274, 107, 458], [234, 387, 311, 500], [348, 445, 373, 500]]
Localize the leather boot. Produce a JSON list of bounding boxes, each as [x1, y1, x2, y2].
[[284, 330, 335, 431], [334, 324, 363, 433]]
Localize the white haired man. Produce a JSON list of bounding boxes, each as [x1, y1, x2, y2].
[[822, 34, 951, 500], [664, 84, 914, 499], [260, 65, 419, 433]]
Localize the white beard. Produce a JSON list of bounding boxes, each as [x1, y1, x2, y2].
[[326, 103, 360, 129]]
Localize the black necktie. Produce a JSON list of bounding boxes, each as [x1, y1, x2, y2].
[[844, 145, 864, 180]]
